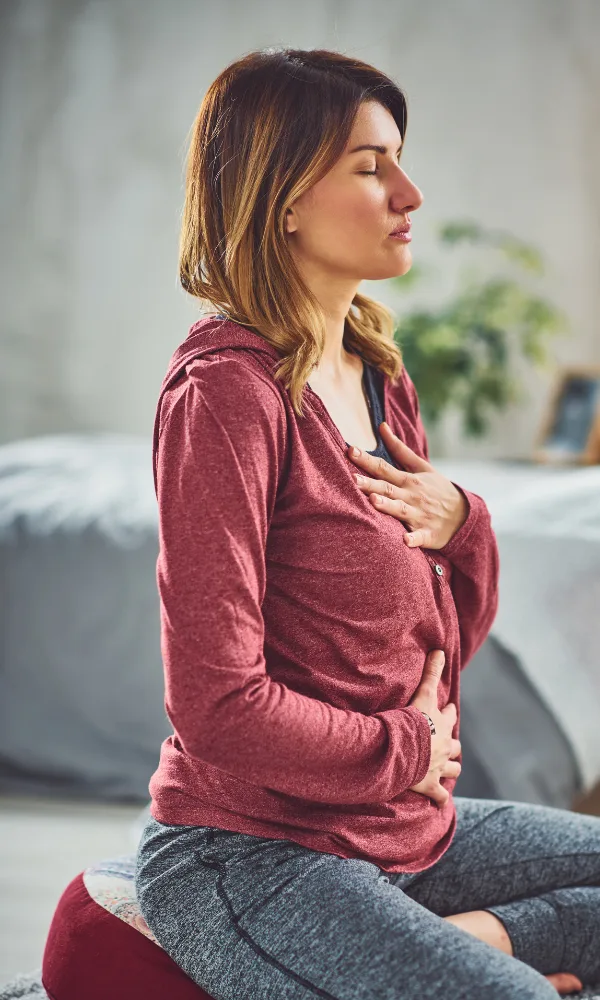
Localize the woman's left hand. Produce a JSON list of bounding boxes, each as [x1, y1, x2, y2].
[[347, 421, 469, 550]]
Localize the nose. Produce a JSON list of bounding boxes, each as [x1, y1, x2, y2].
[[392, 168, 424, 213]]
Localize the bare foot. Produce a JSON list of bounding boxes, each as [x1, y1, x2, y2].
[[545, 972, 583, 995]]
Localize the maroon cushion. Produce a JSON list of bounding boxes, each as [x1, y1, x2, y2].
[[42, 871, 214, 1000]]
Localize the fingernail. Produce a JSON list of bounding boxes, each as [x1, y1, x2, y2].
[[349, 446, 361, 457]]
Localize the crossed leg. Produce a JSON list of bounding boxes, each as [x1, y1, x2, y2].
[[389, 797, 600, 993], [444, 909, 582, 994]]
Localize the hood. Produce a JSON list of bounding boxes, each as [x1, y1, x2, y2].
[[152, 316, 283, 495]]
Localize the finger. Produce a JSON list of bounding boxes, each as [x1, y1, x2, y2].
[[355, 475, 422, 522], [404, 527, 434, 548], [422, 650, 445, 684], [414, 652, 445, 702], [421, 781, 445, 807], [353, 473, 408, 498], [441, 702, 458, 724], [347, 447, 415, 489], [368, 489, 421, 525], [443, 760, 462, 778], [379, 422, 433, 471]]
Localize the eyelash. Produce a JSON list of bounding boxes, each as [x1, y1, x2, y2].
[[359, 161, 402, 176]]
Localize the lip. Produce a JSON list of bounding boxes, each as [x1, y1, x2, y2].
[[389, 225, 411, 235]]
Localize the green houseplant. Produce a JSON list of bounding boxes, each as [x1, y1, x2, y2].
[[388, 221, 570, 443]]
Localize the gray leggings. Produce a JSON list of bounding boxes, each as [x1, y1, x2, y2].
[[134, 796, 600, 999]]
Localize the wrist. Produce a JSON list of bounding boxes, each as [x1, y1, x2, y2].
[[419, 710, 436, 736]]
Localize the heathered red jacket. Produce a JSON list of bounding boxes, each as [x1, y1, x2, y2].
[[147, 315, 500, 873]]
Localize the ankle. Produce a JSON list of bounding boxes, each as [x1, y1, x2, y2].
[[443, 909, 514, 956]]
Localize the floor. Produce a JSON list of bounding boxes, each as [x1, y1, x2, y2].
[[2, 785, 600, 993], [0, 793, 144, 989]]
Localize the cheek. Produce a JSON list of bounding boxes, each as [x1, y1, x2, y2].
[[347, 199, 380, 228], [346, 190, 389, 243], [300, 183, 385, 259], [317, 178, 380, 228], [325, 209, 381, 260]]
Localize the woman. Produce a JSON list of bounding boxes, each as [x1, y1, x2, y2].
[[135, 47, 600, 999]]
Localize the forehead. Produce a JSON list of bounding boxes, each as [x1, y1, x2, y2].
[[346, 100, 402, 149]]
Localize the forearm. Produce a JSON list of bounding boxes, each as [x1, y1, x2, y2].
[[439, 486, 500, 668], [164, 652, 433, 806]]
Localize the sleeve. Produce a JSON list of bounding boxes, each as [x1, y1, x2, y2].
[[437, 486, 500, 668], [402, 366, 501, 669], [155, 357, 433, 805]]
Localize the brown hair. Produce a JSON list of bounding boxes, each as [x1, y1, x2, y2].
[[179, 47, 408, 416]]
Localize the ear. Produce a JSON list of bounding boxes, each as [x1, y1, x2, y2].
[[285, 206, 298, 235]]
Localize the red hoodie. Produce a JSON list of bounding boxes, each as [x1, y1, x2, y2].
[[147, 315, 499, 873]]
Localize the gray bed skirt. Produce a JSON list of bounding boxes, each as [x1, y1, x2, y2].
[[456, 632, 582, 809]]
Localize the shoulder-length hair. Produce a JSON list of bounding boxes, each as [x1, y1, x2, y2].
[[179, 47, 409, 417]]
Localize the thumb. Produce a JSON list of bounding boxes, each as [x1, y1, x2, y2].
[[380, 422, 432, 471], [418, 650, 445, 696]]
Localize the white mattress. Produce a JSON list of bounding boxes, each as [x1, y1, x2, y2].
[[435, 459, 600, 793]]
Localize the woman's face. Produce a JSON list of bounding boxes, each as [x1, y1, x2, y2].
[[285, 100, 424, 283]]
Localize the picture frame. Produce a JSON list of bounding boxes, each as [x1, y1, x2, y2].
[[534, 365, 600, 465]]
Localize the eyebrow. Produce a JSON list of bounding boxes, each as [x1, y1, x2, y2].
[[348, 143, 403, 155]]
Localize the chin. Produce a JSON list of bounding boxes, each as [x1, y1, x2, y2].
[[363, 254, 413, 282]]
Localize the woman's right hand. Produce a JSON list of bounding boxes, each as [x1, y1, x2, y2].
[[407, 649, 461, 807]]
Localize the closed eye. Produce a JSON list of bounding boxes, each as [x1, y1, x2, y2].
[[359, 158, 402, 176]]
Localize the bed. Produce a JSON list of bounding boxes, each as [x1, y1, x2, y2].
[[0, 436, 597, 812]]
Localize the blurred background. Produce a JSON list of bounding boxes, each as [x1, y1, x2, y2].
[[1, 0, 599, 990]]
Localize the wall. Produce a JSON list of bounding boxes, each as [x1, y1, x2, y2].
[[1, 0, 598, 457]]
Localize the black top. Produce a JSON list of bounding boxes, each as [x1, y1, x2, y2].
[[345, 355, 398, 468]]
